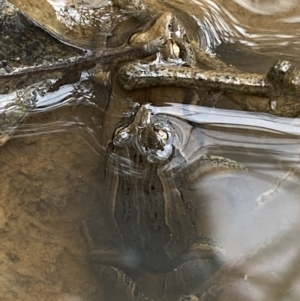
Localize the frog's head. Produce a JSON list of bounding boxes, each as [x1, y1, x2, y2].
[[113, 104, 175, 163], [130, 11, 196, 66]]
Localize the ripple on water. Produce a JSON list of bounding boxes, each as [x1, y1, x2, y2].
[[2, 0, 300, 300]]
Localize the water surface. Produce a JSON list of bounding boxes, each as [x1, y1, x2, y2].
[[1, 0, 300, 300]]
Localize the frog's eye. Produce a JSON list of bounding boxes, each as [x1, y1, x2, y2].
[[113, 128, 132, 146]]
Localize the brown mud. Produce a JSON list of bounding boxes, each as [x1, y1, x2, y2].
[[0, 105, 107, 301]]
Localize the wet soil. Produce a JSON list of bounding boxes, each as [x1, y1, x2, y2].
[[0, 105, 106, 301]]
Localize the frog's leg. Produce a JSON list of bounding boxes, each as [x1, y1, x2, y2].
[[159, 232, 226, 299], [156, 156, 246, 300], [159, 257, 222, 301], [81, 220, 153, 301], [90, 263, 153, 301], [182, 155, 247, 186]]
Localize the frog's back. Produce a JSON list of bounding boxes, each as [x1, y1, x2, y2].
[[109, 150, 196, 273]]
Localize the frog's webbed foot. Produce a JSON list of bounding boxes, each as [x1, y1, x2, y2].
[[157, 236, 224, 300], [92, 264, 154, 301], [162, 258, 222, 300], [81, 220, 153, 301]]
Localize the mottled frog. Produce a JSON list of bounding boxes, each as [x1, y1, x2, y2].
[[118, 11, 300, 117], [82, 104, 246, 301]]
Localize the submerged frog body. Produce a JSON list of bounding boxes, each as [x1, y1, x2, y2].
[[116, 9, 300, 117], [83, 104, 246, 301]]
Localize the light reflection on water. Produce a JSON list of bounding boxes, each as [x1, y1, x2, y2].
[[232, 0, 298, 15], [2, 0, 300, 300], [152, 104, 300, 300], [13, 98, 300, 300], [99, 103, 300, 300], [8, 102, 300, 300]]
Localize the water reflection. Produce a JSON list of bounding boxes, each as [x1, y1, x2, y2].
[[3, 98, 300, 299], [0, 72, 102, 147], [232, 0, 298, 15], [2, 0, 300, 300], [90, 102, 300, 300], [177, 107, 300, 301], [8, 0, 300, 67], [154, 103, 300, 134]]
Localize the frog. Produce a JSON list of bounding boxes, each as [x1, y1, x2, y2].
[[114, 8, 300, 117], [96, 8, 236, 126], [82, 103, 247, 301], [7, 0, 300, 117]]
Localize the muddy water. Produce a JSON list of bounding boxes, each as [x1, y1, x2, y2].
[[1, 0, 300, 300], [0, 104, 107, 300]]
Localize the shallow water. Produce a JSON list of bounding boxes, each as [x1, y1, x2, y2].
[[1, 0, 300, 300]]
